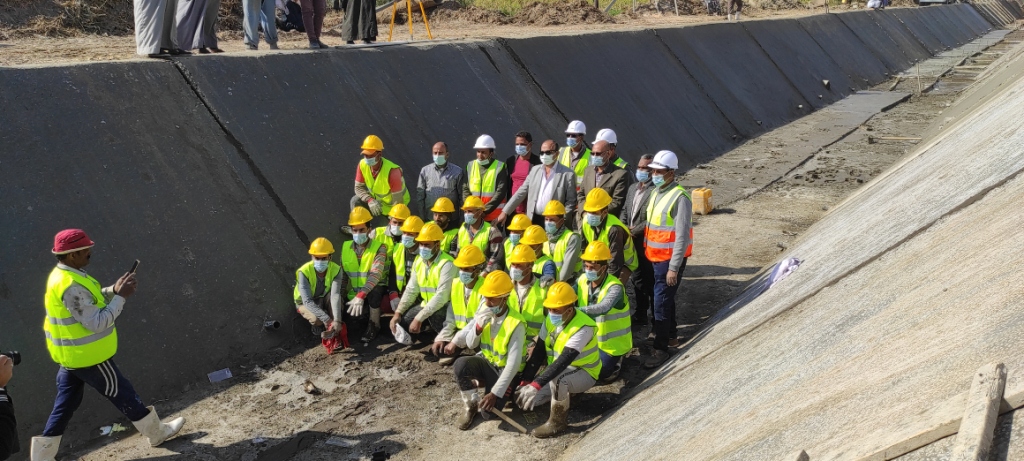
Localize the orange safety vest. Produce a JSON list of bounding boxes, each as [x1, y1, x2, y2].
[[644, 184, 692, 262]]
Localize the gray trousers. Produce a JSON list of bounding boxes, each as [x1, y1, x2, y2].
[[134, 0, 179, 55], [534, 367, 596, 404], [397, 303, 448, 335]]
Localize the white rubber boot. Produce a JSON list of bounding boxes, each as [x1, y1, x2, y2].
[[132, 406, 185, 447], [533, 393, 570, 438], [30, 435, 60, 461]]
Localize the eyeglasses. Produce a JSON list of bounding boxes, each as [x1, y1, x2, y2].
[[541, 150, 558, 155], [592, 151, 607, 156], [567, 133, 582, 138]]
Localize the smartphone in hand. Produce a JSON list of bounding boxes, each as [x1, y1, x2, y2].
[[128, 259, 140, 274]]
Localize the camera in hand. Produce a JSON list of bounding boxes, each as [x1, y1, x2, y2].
[[1, 351, 20, 366]]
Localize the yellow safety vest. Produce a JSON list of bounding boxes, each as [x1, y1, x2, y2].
[[533, 254, 553, 276], [428, 221, 459, 256], [544, 312, 602, 380], [412, 252, 456, 303], [394, 245, 413, 292], [293, 260, 342, 304], [576, 274, 633, 356], [645, 184, 692, 262], [43, 267, 118, 368], [467, 159, 507, 221], [457, 222, 491, 256], [480, 310, 528, 371], [358, 157, 410, 214], [558, 146, 591, 184], [341, 239, 383, 299], [372, 226, 397, 256], [544, 228, 583, 278], [581, 214, 638, 272], [451, 276, 485, 330], [509, 281, 546, 338]]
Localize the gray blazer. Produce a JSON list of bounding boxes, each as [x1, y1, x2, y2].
[[502, 162, 578, 228]]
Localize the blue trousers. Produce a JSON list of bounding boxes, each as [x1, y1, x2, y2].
[[598, 350, 623, 381], [653, 259, 686, 350], [243, 0, 278, 46], [42, 359, 150, 436]]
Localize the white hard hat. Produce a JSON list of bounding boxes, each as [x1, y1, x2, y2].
[[474, 134, 496, 149], [650, 150, 678, 170], [594, 128, 617, 145], [565, 120, 586, 135]]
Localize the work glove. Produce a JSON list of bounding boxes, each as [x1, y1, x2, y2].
[[346, 297, 365, 317], [474, 307, 494, 329], [367, 200, 383, 216], [516, 382, 541, 411]]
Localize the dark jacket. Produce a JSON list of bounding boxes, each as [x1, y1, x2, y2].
[[0, 388, 18, 460], [577, 158, 633, 225]]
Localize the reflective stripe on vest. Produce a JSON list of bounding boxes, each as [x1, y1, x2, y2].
[[543, 229, 582, 278], [559, 146, 591, 184], [43, 267, 118, 368], [503, 239, 514, 271], [613, 157, 628, 170], [644, 185, 692, 262], [457, 222, 491, 256], [358, 158, 410, 214], [544, 312, 602, 380], [412, 252, 455, 303], [293, 260, 342, 304], [342, 239, 382, 299], [509, 281, 546, 339], [576, 274, 633, 356], [480, 311, 528, 371], [451, 276, 485, 330], [581, 214, 638, 272], [468, 159, 507, 221]]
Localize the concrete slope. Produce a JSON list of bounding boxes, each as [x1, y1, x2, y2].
[[563, 40, 1024, 461], [0, 62, 303, 440], [796, 14, 891, 88], [837, 11, 919, 73], [888, 8, 948, 53]]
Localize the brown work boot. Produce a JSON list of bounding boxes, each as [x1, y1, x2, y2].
[[532, 394, 569, 438], [457, 391, 479, 430], [643, 349, 672, 369]]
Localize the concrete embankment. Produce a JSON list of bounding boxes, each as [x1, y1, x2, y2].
[[0, 4, 1008, 447]]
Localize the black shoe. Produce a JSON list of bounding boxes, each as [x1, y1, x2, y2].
[[168, 48, 191, 56], [245, 43, 258, 51], [317, 40, 328, 49], [309, 41, 321, 49], [346, 40, 355, 45]]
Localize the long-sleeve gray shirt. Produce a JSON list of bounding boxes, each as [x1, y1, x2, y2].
[[416, 162, 465, 218], [576, 277, 625, 318], [461, 311, 526, 398], [56, 264, 124, 334], [395, 255, 456, 322], [649, 182, 694, 272], [297, 270, 343, 323]]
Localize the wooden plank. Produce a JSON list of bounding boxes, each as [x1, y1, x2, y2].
[[950, 363, 1007, 461]]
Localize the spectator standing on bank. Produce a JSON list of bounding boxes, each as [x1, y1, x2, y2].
[[243, 0, 279, 50], [342, 0, 378, 44], [135, 0, 188, 57], [176, 0, 224, 53], [301, 0, 328, 48]]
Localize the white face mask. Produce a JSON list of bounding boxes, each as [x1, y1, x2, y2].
[[540, 153, 555, 166], [313, 259, 329, 272], [389, 224, 402, 236]]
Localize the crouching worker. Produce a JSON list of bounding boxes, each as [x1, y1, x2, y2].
[[516, 282, 601, 438], [390, 223, 456, 339], [577, 241, 632, 382], [452, 271, 527, 430], [433, 245, 487, 365], [340, 207, 389, 343], [295, 237, 345, 352]]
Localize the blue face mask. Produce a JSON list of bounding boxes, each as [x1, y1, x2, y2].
[[636, 170, 650, 183], [515, 145, 528, 156], [591, 155, 605, 167], [566, 137, 578, 148], [586, 213, 603, 227], [585, 269, 600, 282], [433, 155, 447, 166], [652, 174, 666, 187], [352, 233, 368, 245], [489, 302, 505, 316], [313, 259, 329, 272], [363, 156, 378, 167], [549, 312, 563, 326], [464, 213, 477, 225], [402, 235, 416, 248], [459, 270, 475, 285], [419, 246, 434, 260], [510, 267, 525, 282], [544, 221, 559, 234], [478, 158, 491, 166], [509, 233, 521, 246]]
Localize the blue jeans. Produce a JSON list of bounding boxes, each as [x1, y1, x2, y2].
[[598, 350, 623, 381], [243, 0, 278, 46], [653, 259, 685, 350], [42, 359, 150, 436]]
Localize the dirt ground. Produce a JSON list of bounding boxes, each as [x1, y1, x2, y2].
[[50, 27, 1018, 461]]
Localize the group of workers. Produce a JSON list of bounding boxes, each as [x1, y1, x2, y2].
[[294, 120, 693, 437]]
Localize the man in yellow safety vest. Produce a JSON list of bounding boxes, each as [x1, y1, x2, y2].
[[507, 244, 549, 337], [294, 237, 344, 342], [369, 203, 410, 257], [462, 134, 510, 223], [352, 134, 410, 225], [541, 200, 582, 283], [433, 245, 487, 365], [428, 197, 459, 256], [576, 241, 632, 382], [503, 214, 531, 270], [519, 225, 558, 285], [581, 188, 638, 282], [454, 196, 504, 273], [559, 120, 591, 185], [340, 207, 390, 343], [389, 223, 457, 339], [386, 215, 424, 314]]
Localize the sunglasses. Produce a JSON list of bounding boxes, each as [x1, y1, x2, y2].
[[567, 134, 582, 138], [541, 150, 558, 155]]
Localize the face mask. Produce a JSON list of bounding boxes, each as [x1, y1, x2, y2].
[[566, 137, 578, 148], [313, 259, 329, 272], [585, 269, 600, 282], [490, 303, 505, 316], [478, 158, 491, 166], [509, 233, 521, 246], [464, 213, 477, 225], [363, 155, 378, 167], [510, 267, 525, 282], [636, 170, 650, 183], [549, 312, 563, 326], [544, 221, 559, 234], [433, 155, 447, 166], [459, 270, 475, 285], [515, 145, 528, 156], [592, 155, 605, 167], [352, 233, 368, 245], [402, 235, 416, 248], [540, 153, 555, 166], [652, 174, 666, 187], [389, 224, 402, 236], [419, 246, 434, 260], [586, 213, 603, 227]]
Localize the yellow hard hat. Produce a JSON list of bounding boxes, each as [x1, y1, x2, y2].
[[542, 200, 566, 216], [520, 225, 548, 245], [453, 245, 486, 268], [507, 214, 531, 232], [431, 197, 455, 213], [308, 237, 335, 256], [361, 135, 383, 151], [349, 206, 373, 225], [580, 241, 611, 262], [544, 282, 578, 308], [415, 222, 445, 242], [400, 215, 424, 234], [583, 188, 612, 212], [479, 271, 514, 297], [388, 203, 411, 220], [508, 244, 538, 264], [462, 196, 485, 210]]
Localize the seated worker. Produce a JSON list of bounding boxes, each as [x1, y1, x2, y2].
[[519, 225, 557, 285], [370, 203, 410, 256], [451, 271, 527, 430], [389, 223, 456, 339], [581, 188, 638, 282], [454, 196, 504, 272], [541, 200, 582, 284], [507, 244, 548, 338], [428, 197, 459, 256], [275, 0, 304, 32], [294, 237, 343, 350], [386, 215, 423, 313], [433, 245, 487, 366], [503, 214, 532, 270], [516, 282, 601, 438], [339, 207, 389, 343], [576, 241, 632, 382]]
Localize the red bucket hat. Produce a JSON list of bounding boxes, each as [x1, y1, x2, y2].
[[52, 229, 95, 255]]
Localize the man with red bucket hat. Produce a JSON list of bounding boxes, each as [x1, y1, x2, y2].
[[30, 229, 185, 461]]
